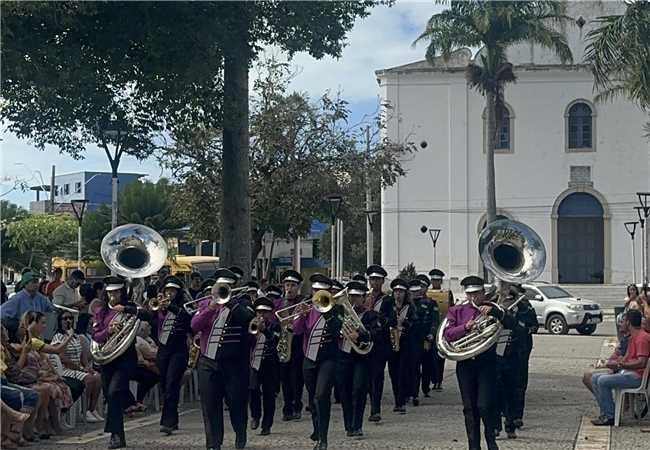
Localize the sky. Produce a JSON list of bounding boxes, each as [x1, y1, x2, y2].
[[0, 1, 444, 209]]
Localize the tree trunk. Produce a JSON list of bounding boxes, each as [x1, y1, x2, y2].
[[485, 90, 498, 225], [251, 228, 265, 275], [221, 46, 252, 275]]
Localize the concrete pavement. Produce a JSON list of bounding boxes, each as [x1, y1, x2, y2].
[[37, 321, 648, 450]]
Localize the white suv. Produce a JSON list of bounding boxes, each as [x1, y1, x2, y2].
[[521, 284, 603, 335]]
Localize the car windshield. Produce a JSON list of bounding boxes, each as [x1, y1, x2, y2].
[[538, 286, 572, 299]]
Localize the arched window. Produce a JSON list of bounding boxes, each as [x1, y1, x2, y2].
[[483, 104, 514, 153], [566, 101, 595, 151]]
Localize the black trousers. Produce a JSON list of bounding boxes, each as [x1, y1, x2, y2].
[[280, 350, 304, 416], [369, 347, 389, 415], [337, 355, 370, 432], [62, 376, 85, 405], [157, 347, 189, 428], [432, 349, 446, 385], [515, 345, 532, 421], [495, 353, 522, 433], [124, 366, 160, 407], [249, 358, 280, 430], [303, 358, 336, 444], [417, 345, 434, 395], [101, 347, 137, 435], [411, 337, 424, 399], [198, 356, 248, 448], [456, 358, 498, 450], [387, 347, 412, 407]]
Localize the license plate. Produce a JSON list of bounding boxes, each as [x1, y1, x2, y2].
[[587, 317, 601, 324]]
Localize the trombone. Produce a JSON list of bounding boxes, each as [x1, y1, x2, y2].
[[183, 285, 248, 315], [274, 290, 336, 325]]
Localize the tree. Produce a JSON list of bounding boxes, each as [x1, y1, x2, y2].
[[163, 59, 413, 274], [5, 213, 77, 270], [398, 262, 418, 281], [414, 1, 572, 224], [1, 2, 225, 228], [0, 200, 29, 271], [585, 0, 650, 134]]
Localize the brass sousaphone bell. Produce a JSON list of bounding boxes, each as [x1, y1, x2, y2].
[[437, 219, 546, 361]]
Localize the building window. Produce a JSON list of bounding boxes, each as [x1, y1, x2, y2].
[[63, 184, 70, 195], [483, 104, 514, 154], [75, 182, 82, 193], [565, 100, 596, 152]]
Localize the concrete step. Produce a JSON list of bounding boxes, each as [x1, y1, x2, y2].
[[558, 284, 627, 310]]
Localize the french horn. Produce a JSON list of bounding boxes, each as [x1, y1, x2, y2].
[[437, 219, 546, 361], [91, 224, 168, 365]]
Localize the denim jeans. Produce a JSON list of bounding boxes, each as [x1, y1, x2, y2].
[[591, 370, 642, 419], [0, 377, 40, 410]]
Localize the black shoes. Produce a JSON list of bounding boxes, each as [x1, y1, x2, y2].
[[352, 430, 363, 437], [591, 416, 614, 426], [310, 432, 319, 442], [346, 430, 353, 437], [412, 398, 419, 406], [160, 425, 173, 436], [513, 419, 524, 429], [318, 441, 328, 450], [260, 428, 270, 436], [282, 414, 291, 421], [395, 406, 406, 414], [423, 392, 430, 398], [250, 418, 260, 430], [368, 414, 381, 422], [108, 433, 126, 449], [292, 412, 301, 420], [507, 431, 517, 439], [433, 383, 443, 391]]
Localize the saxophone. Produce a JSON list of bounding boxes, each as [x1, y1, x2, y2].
[[188, 334, 201, 369], [390, 325, 401, 352], [277, 323, 294, 363]]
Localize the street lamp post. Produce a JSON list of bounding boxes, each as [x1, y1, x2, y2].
[[636, 192, 650, 285], [70, 199, 89, 270], [96, 117, 128, 230], [420, 226, 441, 268], [325, 194, 343, 279], [624, 221, 638, 285]]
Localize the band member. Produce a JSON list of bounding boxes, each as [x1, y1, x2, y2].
[[249, 296, 281, 436], [228, 266, 245, 287], [445, 276, 516, 450], [364, 264, 396, 422], [265, 285, 282, 302], [243, 281, 260, 302], [192, 268, 255, 450], [148, 275, 192, 435], [387, 278, 415, 414], [428, 269, 454, 391], [275, 270, 305, 421], [408, 276, 429, 405], [188, 272, 204, 299], [93, 276, 152, 449], [330, 279, 344, 294], [338, 281, 381, 437], [293, 280, 342, 450], [494, 285, 537, 438], [414, 274, 440, 400]]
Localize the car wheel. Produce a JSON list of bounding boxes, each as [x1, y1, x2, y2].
[[546, 314, 568, 335], [576, 324, 597, 335]]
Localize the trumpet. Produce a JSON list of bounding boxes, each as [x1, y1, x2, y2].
[[248, 317, 262, 335], [149, 292, 172, 311]]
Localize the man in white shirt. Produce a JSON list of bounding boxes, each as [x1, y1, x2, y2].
[[53, 270, 87, 312]]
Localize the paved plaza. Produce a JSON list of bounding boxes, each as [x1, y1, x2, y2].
[[38, 321, 648, 450]]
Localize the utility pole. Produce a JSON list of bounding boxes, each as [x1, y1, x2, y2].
[[365, 127, 373, 267], [50, 165, 55, 213]]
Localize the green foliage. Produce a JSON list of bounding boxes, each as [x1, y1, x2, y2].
[[1, 200, 29, 269], [162, 58, 413, 263], [5, 213, 77, 269], [585, 1, 650, 116], [398, 262, 418, 281]]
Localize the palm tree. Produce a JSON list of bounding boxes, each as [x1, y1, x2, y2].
[[585, 0, 650, 135], [414, 1, 573, 224]]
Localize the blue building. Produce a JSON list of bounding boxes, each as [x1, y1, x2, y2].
[[30, 171, 145, 213]]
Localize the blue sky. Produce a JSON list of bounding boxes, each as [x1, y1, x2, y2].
[[1, 1, 443, 209]]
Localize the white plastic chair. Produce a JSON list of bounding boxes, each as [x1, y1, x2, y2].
[[614, 358, 650, 426]]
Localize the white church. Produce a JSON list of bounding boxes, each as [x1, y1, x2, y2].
[[376, 1, 649, 285]]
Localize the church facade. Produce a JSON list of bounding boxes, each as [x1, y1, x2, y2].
[[376, 1, 649, 284]]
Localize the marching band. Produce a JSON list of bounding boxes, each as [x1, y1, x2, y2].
[[89, 220, 542, 450]]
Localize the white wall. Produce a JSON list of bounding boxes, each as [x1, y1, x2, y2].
[[379, 64, 648, 283]]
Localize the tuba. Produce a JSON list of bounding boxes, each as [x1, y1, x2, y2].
[[91, 224, 168, 365], [437, 219, 546, 361]]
